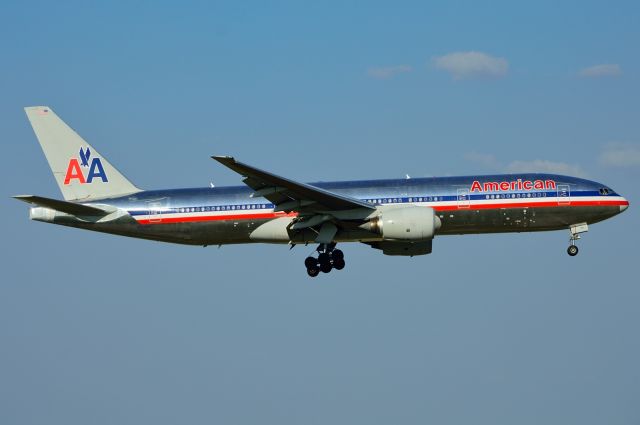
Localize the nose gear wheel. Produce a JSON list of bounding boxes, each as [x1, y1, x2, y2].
[[567, 223, 588, 257]]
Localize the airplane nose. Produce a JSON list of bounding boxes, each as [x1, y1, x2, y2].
[[620, 198, 629, 213]]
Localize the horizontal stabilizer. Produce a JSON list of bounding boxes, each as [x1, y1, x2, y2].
[[13, 195, 113, 216]]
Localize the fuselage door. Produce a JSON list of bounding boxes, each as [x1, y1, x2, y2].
[[557, 185, 571, 206], [457, 188, 470, 209], [147, 198, 168, 223]]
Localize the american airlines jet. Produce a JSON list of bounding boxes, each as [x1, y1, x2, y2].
[[16, 106, 629, 277]]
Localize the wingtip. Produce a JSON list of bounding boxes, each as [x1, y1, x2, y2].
[[12, 195, 34, 204], [212, 155, 235, 162], [24, 106, 50, 112]]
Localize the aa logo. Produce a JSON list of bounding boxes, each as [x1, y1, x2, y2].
[[63, 147, 108, 185]]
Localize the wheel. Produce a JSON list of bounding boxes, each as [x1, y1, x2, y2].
[[307, 267, 320, 277], [304, 256, 318, 269], [320, 262, 332, 273], [318, 252, 331, 265], [567, 245, 579, 256], [318, 252, 332, 273], [333, 257, 345, 270], [331, 249, 344, 260]]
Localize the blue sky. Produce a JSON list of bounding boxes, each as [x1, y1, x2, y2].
[[1, 1, 639, 424]]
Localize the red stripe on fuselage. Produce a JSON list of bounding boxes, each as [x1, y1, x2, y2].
[[136, 211, 296, 225], [134, 199, 628, 225], [432, 199, 628, 211]]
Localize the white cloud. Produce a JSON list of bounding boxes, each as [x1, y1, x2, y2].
[[464, 152, 500, 169], [506, 160, 587, 177], [464, 152, 586, 177], [599, 142, 640, 167], [367, 65, 413, 79], [579, 64, 622, 78], [433, 51, 508, 80]]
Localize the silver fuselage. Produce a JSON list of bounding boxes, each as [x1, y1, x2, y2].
[[31, 173, 629, 246]]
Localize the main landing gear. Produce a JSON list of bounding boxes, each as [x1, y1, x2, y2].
[[567, 223, 588, 257], [305, 243, 345, 277]]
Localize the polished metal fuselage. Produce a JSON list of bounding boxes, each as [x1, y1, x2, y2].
[[39, 173, 628, 247]]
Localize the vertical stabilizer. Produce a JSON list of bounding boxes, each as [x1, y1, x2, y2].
[[24, 106, 141, 201]]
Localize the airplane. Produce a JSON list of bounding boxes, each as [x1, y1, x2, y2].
[[15, 106, 629, 277]]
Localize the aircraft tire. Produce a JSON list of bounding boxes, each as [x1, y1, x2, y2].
[[320, 262, 332, 273], [567, 245, 579, 256], [305, 256, 318, 269], [318, 252, 332, 273], [307, 267, 320, 277], [333, 258, 345, 270], [332, 249, 344, 260], [318, 252, 330, 264]]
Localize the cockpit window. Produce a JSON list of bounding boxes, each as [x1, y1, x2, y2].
[[599, 188, 610, 195]]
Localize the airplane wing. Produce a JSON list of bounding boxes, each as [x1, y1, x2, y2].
[[212, 156, 375, 213]]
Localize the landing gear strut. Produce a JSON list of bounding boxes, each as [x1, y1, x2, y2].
[[304, 243, 345, 277], [567, 223, 588, 257]]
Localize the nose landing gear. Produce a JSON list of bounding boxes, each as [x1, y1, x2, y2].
[[567, 223, 588, 257], [304, 243, 345, 277]]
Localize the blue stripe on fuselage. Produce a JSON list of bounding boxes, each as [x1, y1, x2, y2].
[[103, 173, 618, 212]]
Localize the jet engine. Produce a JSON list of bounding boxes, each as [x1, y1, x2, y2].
[[366, 206, 441, 241]]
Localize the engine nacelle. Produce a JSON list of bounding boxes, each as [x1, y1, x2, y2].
[[367, 206, 441, 241], [368, 240, 433, 256]]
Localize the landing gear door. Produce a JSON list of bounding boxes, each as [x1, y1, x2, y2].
[[557, 185, 571, 206]]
